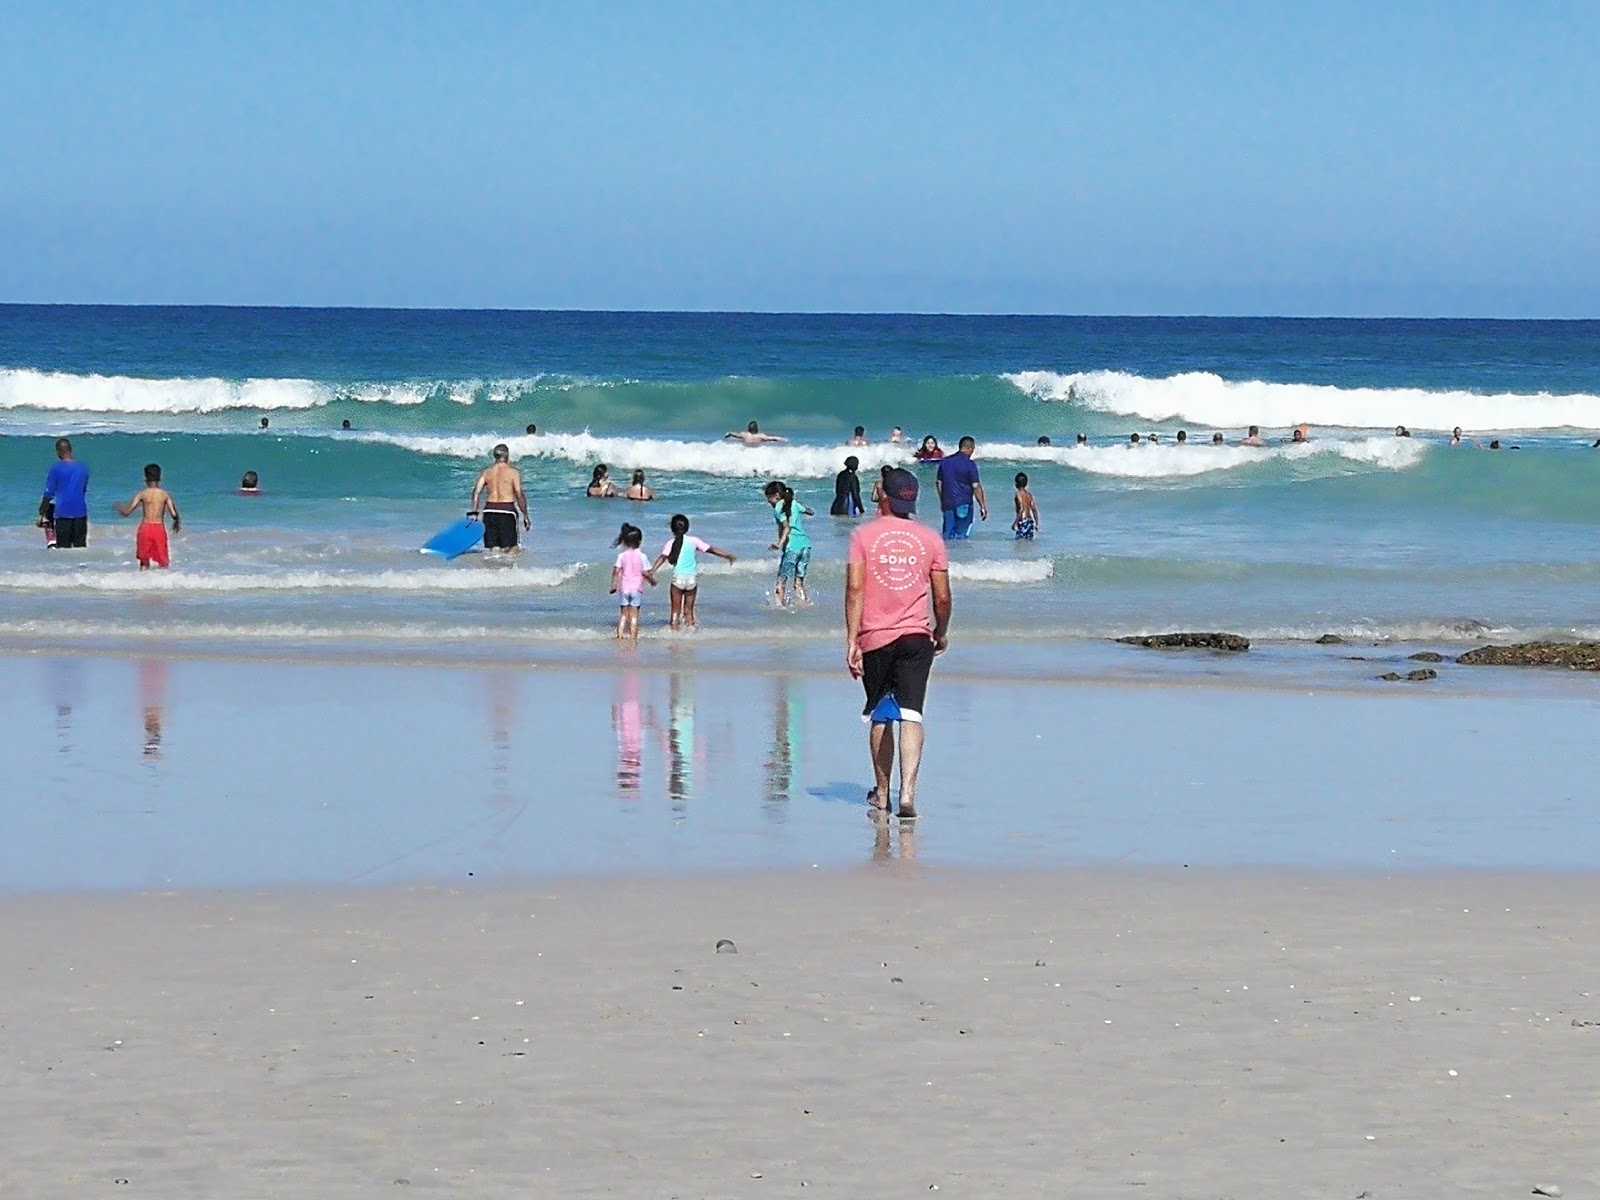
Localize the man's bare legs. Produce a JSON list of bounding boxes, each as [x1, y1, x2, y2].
[[867, 719, 924, 818], [868, 721, 895, 810], [895, 720, 925, 818]]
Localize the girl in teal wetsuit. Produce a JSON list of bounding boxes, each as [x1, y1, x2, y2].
[[763, 480, 814, 607]]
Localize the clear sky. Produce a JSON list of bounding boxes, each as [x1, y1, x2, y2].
[[2, 1, 1597, 316]]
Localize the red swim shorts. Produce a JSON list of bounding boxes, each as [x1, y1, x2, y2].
[[136, 523, 170, 568]]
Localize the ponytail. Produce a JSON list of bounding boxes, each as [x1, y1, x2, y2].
[[667, 514, 689, 565]]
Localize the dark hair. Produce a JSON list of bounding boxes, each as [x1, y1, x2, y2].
[[493, 443, 510, 461], [921, 435, 938, 450], [1015, 472, 1029, 488], [590, 464, 609, 486], [632, 469, 646, 484], [747, 421, 759, 433], [763, 479, 795, 525], [854, 425, 865, 436], [241, 470, 258, 489], [613, 522, 642, 548], [667, 513, 690, 564], [525, 423, 538, 435], [1076, 433, 1087, 444], [958, 435, 975, 452], [260, 417, 269, 428], [144, 463, 161, 484], [844, 455, 859, 471], [1037, 436, 1051, 446]]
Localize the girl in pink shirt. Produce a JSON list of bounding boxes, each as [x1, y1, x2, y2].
[[609, 523, 657, 642]]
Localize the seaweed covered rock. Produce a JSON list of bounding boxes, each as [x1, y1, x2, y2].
[[1456, 642, 1600, 670], [1116, 632, 1250, 653]]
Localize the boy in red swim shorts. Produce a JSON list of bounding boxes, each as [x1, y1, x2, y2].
[[114, 463, 182, 569]]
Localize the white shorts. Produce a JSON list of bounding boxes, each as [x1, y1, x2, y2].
[[672, 574, 698, 592]]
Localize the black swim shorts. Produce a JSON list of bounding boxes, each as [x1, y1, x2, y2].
[[860, 634, 937, 722], [53, 516, 88, 549], [481, 508, 518, 550]]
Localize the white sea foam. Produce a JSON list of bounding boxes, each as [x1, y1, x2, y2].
[[0, 370, 558, 415], [986, 436, 1424, 478], [360, 430, 922, 479], [1006, 369, 1600, 433], [948, 559, 1054, 583], [0, 369, 330, 414], [0, 564, 587, 593]]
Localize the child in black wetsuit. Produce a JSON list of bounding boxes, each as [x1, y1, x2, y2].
[[830, 456, 864, 517]]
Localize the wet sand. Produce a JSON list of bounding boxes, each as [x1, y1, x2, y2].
[[5, 869, 1598, 1197], [7, 652, 1600, 891]]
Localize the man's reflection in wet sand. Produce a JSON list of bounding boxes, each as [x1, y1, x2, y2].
[[138, 660, 167, 761], [665, 672, 695, 809], [870, 812, 919, 871], [762, 678, 802, 818], [48, 658, 83, 757], [613, 670, 645, 796], [487, 669, 516, 808]]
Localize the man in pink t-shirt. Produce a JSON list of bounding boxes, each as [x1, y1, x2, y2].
[[846, 467, 952, 820]]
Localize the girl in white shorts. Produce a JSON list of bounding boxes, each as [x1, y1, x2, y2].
[[651, 514, 737, 630]]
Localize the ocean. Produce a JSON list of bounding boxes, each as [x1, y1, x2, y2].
[[2, 306, 1599, 658]]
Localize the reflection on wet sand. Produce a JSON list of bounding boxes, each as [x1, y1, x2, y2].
[[138, 660, 167, 761], [48, 658, 83, 756], [871, 812, 919, 870], [763, 677, 802, 814], [613, 671, 645, 796], [665, 672, 695, 807]]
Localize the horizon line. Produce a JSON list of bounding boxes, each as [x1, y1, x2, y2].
[[1, 302, 1596, 323]]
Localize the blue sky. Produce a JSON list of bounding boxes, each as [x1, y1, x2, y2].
[[2, 1, 1597, 315]]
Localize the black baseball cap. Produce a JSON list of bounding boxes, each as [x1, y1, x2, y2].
[[883, 467, 918, 516]]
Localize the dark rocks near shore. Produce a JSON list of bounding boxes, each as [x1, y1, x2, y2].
[[1457, 642, 1600, 670], [1315, 634, 1346, 645], [1408, 651, 1445, 663], [1377, 669, 1437, 682], [1116, 633, 1250, 653]]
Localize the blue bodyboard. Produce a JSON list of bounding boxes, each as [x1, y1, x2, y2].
[[422, 518, 483, 560]]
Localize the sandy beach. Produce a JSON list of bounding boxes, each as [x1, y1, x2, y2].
[[4, 649, 1600, 1196], [4, 868, 1598, 1197]]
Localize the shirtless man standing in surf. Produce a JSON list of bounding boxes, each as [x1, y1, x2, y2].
[[470, 444, 532, 554]]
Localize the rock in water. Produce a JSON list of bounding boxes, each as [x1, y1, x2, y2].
[[1457, 642, 1600, 669], [715, 939, 738, 954], [1405, 669, 1438, 682], [1376, 672, 1403, 682], [1115, 632, 1250, 652], [1315, 633, 1346, 645], [1407, 651, 1445, 663]]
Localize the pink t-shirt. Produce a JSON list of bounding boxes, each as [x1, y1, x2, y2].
[[615, 547, 649, 592], [848, 516, 949, 653]]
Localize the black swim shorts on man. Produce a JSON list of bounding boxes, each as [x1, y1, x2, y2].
[[481, 504, 519, 550]]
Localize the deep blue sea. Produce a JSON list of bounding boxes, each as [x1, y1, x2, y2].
[[2, 306, 1599, 656]]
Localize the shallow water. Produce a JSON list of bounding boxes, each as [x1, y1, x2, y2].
[[4, 309, 1600, 652]]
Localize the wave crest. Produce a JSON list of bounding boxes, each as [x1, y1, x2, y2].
[[1006, 369, 1600, 433]]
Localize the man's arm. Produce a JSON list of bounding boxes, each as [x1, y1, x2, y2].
[[973, 478, 988, 519], [513, 472, 531, 529], [165, 492, 181, 532], [845, 561, 867, 678], [930, 570, 952, 652]]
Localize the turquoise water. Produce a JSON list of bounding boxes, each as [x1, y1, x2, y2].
[[3, 307, 1600, 651]]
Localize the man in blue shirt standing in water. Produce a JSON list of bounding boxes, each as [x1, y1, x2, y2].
[[934, 435, 987, 540], [41, 437, 91, 548]]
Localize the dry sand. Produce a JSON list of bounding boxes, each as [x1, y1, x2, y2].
[[4, 866, 1598, 1198]]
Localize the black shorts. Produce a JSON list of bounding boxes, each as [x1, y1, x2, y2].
[[53, 516, 87, 548], [481, 509, 518, 550], [860, 634, 937, 722]]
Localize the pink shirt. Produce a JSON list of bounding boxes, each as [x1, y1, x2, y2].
[[848, 516, 949, 653], [615, 547, 649, 592]]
